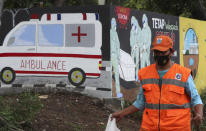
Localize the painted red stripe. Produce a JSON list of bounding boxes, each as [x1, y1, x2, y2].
[[0, 53, 101, 59], [86, 73, 100, 76], [15, 70, 100, 76], [15, 70, 68, 75]]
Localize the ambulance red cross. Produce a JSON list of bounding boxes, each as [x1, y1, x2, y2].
[[0, 13, 102, 86]]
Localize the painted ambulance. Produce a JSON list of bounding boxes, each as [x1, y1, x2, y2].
[[0, 13, 102, 86]]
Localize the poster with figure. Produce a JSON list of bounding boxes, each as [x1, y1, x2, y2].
[[110, 18, 122, 98], [130, 16, 142, 77], [110, 6, 179, 101], [179, 17, 206, 92]]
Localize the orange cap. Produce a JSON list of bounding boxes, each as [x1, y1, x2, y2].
[[152, 35, 173, 51]]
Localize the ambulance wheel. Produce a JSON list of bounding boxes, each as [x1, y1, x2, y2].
[[0, 67, 16, 84], [68, 68, 86, 86]]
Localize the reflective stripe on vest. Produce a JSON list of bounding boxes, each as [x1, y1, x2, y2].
[[141, 78, 186, 88], [145, 103, 191, 110]]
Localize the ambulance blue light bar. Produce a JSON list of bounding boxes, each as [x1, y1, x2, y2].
[[57, 14, 61, 20]]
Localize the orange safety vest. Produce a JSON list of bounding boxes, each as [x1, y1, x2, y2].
[[139, 63, 191, 131]]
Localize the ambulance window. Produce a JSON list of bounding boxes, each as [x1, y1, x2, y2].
[[7, 24, 36, 46], [65, 24, 95, 47], [38, 24, 63, 47]]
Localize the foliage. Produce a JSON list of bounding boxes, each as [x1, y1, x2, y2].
[[3, 0, 48, 8], [122, 0, 206, 20], [122, 0, 188, 15], [3, 0, 98, 9], [2, 0, 206, 20], [0, 92, 43, 130], [105, 0, 124, 6]]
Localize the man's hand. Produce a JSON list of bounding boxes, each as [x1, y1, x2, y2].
[[111, 111, 124, 122], [193, 113, 203, 126], [111, 105, 139, 122], [193, 104, 203, 127]]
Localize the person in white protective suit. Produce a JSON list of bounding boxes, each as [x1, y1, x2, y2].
[[110, 18, 122, 98], [130, 16, 142, 77], [141, 14, 152, 68]]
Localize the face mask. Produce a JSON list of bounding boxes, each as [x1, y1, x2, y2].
[[154, 55, 170, 66]]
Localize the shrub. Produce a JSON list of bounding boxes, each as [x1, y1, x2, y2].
[[0, 92, 43, 130]]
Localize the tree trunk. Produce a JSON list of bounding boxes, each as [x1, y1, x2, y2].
[[0, 0, 4, 26], [53, 0, 65, 7], [191, 0, 206, 20], [98, 0, 106, 5], [198, 0, 206, 19]]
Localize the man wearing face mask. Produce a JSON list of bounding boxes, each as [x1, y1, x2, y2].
[[111, 35, 203, 131]]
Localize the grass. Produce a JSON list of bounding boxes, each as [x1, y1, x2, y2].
[[69, 122, 83, 131]]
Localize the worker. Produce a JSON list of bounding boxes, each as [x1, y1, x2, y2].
[[140, 14, 151, 69], [111, 35, 203, 131], [110, 18, 122, 98], [130, 16, 142, 77]]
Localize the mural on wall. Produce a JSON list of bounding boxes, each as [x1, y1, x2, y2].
[[140, 14, 152, 69], [0, 9, 30, 44], [129, 14, 152, 77], [130, 16, 141, 77], [110, 6, 137, 100], [0, 6, 113, 99], [180, 17, 206, 92], [115, 6, 130, 29], [110, 18, 121, 98], [110, 6, 179, 101], [0, 13, 102, 86], [4, 5, 206, 101], [183, 28, 199, 78]]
